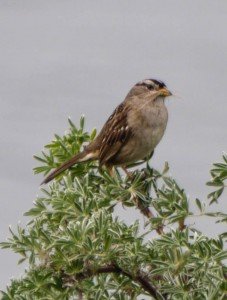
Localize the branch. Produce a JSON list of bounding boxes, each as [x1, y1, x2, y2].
[[62, 263, 166, 299], [133, 195, 164, 234], [126, 169, 164, 235]]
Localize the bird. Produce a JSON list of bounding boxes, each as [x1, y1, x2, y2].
[[41, 79, 172, 184]]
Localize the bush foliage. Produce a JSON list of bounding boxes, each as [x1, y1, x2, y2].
[[1, 117, 227, 299]]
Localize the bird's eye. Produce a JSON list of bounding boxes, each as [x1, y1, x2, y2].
[[146, 84, 154, 90]]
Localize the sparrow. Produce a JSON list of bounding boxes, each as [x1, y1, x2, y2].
[[42, 79, 172, 184]]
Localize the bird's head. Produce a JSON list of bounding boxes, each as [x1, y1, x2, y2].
[[131, 79, 172, 99]]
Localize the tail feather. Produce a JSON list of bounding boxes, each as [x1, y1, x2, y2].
[[41, 150, 97, 185]]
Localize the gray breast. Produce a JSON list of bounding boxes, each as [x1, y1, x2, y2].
[[115, 96, 168, 164]]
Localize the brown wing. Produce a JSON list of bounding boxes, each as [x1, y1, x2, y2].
[[97, 102, 132, 165]]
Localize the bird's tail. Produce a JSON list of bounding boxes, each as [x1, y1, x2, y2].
[[41, 149, 98, 185]]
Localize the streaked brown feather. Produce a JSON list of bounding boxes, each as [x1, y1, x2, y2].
[[98, 102, 132, 165]]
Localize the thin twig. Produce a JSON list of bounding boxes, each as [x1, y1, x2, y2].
[[178, 218, 186, 231]]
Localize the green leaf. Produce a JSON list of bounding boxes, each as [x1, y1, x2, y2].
[[90, 128, 97, 140], [68, 117, 77, 130], [80, 115, 85, 131], [195, 198, 202, 212]]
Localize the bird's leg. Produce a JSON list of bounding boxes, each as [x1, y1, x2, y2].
[[105, 165, 115, 177], [121, 166, 133, 179]]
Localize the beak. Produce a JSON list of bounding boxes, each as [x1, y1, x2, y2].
[[159, 88, 172, 97]]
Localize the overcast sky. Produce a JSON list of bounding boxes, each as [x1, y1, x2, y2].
[[0, 0, 227, 290]]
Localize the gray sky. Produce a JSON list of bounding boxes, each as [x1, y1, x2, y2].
[[0, 0, 227, 290]]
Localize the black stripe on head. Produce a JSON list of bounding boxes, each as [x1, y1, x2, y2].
[[136, 79, 166, 91], [151, 79, 166, 88]]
